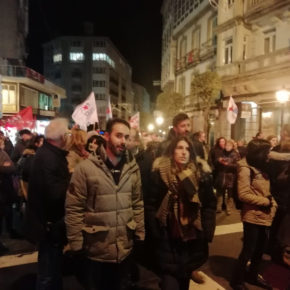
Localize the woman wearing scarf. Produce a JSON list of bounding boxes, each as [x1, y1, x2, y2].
[[146, 136, 216, 290]]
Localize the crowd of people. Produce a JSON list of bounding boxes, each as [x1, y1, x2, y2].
[[0, 113, 289, 290]]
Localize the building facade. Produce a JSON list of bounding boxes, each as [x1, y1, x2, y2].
[[0, 65, 66, 119], [0, 0, 28, 66], [43, 37, 133, 129], [216, 0, 290, 141], [161, 0, 217, 135], [161, 0, 290, 142]]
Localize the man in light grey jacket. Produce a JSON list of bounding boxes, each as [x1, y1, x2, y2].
[[65, 118, 144, 290]]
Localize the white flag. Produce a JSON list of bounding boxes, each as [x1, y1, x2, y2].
[[72, 92, 98, 131], [227, 96, 238, 124], [106, 95, 112, 121], [130, 112, 140, 129]]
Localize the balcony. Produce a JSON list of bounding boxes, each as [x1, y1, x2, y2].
[[0, 65, 45, 83], [217, 47, 290, 78], [245, 0, 288, 23], [175, 49, 200, 73]]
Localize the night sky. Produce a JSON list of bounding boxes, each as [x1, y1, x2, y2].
[[26, 0, 163, 97]]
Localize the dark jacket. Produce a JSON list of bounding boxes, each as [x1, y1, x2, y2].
[[215, 149, 240, 190], [25, 140, 70, 244], [0, 150, 16, 207], [146, 157, 216, 278], [11, 139, 28, 163], [269, 146, 290, 211], [4, 138, 14, 157]]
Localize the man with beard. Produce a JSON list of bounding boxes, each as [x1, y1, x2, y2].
[[65, 118, 144, 290], [157, 113, 192, 156]]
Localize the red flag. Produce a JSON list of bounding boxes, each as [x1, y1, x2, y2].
[[4, 106, 35, 129]]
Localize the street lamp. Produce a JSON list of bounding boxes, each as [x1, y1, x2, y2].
[[276, 89, 289, 132], [155, 116, 164, 126], [147, 123, 155, 132]]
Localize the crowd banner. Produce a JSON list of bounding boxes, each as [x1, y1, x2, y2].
[[227, 96, 238, 124], [72, 92, 99, 131], [130, 112, 140, 129], [0, 106, 35, 129], [106, 95, 112, 121]]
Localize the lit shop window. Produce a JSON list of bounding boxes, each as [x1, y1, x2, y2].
[[70, 52, 84, 62], [92, 53, 115, 68], [39, 93, 53, 110], [2, 84, 16, 105], [53, 53, 62, 63]]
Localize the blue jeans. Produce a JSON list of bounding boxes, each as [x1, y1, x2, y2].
[[36, 240, 63, 290]]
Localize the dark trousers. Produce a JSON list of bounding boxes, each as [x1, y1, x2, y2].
[[160, 274, 189, 290], [36, 240, 63, 290], [232, 222, 269, 284], [83, 256, 133, 290]]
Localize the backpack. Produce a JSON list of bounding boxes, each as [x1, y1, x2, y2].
[[233, 166, 255, 210]]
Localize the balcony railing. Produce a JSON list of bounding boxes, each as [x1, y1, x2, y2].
[[176, 49, 200, 73], [0, 65, 45, 83]]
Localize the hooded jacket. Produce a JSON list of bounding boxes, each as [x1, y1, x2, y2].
[[65, 147, 144, 263]]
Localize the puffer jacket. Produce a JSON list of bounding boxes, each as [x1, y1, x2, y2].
[[65, 148, 144, 263], [237, 158, 277, 226]]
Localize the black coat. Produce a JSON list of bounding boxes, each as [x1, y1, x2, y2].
[[25, 140, 70, 244], [269, 146, 290, 211], [0, 150, 16, 208], [146, 166, 216, 278]]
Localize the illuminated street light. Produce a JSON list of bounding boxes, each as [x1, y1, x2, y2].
[[276, 89, 289, 103], [155, 116, 164, 126], [147, 123, 155, 132]]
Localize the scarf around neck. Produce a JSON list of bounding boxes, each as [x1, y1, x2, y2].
[[153, 156, 202, 240]]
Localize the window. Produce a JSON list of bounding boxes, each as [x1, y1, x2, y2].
[[39, 93, 53, 110], [93, 40, 106, 47], [207, 16, 217, 45], [69, 52, 84, 62], [54, 70, 61, 79], [178, 77, 185, 96], [53, 53, 62, 63], [224, 38, 233, 64], [92, 53, 115, 68], [71, 69, 82, 78], [243, 36, 247, 60], [264, 28, 276, 54], [179, 37, 187, 58], [92, 80, 106, 87], [71, 84, 82, 92], [2, 84, 16, 105], [95, 93, 106, 100], [228, 0, 234, 7], [93, 67, 106, 74], [71, 41, 81, 47], [192, 28, 201, 50]]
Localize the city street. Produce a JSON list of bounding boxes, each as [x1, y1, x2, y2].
[[1, 209, 288, 290]]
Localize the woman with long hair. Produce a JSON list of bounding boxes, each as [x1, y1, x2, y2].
[[230, 139, 277, 290], [147, 136, 216, 290], [66, 128, 89, 173]]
